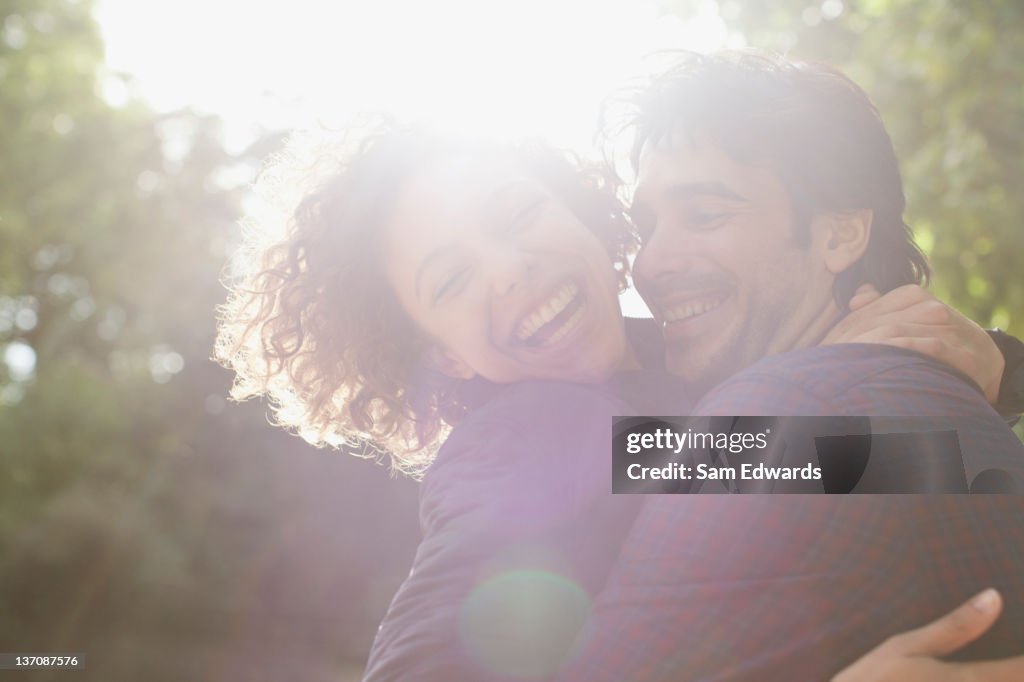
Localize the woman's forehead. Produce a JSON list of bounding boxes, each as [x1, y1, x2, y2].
[[392, 155, 541, 223], [414, 153, 534, 193]]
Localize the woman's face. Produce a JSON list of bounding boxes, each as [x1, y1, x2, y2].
[[382, 155, 629, 385]]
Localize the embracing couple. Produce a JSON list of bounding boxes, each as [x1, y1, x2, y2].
[[216, 51, 1024, 681]]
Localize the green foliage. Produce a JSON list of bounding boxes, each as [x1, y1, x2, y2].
[[0, 2, 420, 679], [0, 0, 244, 526], [663, 0, 1024, 333]]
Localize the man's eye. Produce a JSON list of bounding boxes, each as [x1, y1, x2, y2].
[[688, 210, 729, 229]]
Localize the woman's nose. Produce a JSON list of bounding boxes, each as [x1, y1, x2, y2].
[[488, 248, 535, 297]]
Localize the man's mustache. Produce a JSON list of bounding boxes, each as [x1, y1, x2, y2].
[[640, 273, 734, 299]]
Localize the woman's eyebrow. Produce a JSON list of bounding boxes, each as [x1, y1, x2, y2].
[[480, 180, 535, 213]]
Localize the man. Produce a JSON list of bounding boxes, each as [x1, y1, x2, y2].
[[555, 52, 1024, 680]]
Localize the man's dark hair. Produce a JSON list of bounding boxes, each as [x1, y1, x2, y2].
[[613, 50, 930, 305]]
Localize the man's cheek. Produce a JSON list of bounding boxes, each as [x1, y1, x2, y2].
[[631, 254, 655, 297]]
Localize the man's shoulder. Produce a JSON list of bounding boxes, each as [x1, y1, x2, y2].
[[747, 342, 975, 383], [698, 343, 986, 416]]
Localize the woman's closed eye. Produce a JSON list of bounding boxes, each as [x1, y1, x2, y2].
[[434, 268, 470, 303]]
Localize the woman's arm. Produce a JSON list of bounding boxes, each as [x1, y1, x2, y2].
[[834, 589, 1024, 682], [822, 284, 1010, 408], [363, 382, 642, 682]]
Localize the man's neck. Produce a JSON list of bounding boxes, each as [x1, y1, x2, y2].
[[676, 298, 847, 399], [765, 297, 845, 359]]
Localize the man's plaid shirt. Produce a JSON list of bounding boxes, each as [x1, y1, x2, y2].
[[555, 343, 1024, 682]]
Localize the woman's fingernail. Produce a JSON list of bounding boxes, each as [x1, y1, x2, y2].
[[971, 588, 999, 614]]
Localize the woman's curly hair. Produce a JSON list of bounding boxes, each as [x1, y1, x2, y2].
[[213, 121, 635, 477]]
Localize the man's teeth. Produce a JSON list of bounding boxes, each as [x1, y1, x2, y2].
[[662, 296, 725, 323], [516, 283, 579, 341]]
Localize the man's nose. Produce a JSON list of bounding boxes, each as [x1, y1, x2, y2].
[[635, 225, 696, 284]]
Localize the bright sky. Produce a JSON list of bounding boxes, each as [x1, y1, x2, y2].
[[92, 0, 738, 318], [94, 0, 736, 152]]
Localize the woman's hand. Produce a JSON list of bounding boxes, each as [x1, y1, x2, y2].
[[822, 284, 1004, 405], [833, 588, 1024, 681]]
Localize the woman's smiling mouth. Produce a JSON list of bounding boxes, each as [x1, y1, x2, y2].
[[512, 282, 587, 348]]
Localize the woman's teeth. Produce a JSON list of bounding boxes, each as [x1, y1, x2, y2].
[[515, 283, 580, 343], [545, 304, 585, 345], [662, 295, 726, 323]]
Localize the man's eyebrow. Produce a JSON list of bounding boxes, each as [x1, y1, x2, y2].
[[629, 181, 748, 222], [663, 182, 748, 203]]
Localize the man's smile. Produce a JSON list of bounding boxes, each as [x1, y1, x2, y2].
[[653, 290, 732, 340], [661, 292, 729, 323]]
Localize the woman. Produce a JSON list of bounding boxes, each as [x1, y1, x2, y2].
[[215, 123, 1022, 681]]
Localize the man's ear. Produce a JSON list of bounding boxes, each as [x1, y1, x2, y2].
[[428, 345, 477, 380], [822, 209, 873, 275]]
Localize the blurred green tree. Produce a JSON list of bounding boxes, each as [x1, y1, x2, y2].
[[0, 1, 420, 680]]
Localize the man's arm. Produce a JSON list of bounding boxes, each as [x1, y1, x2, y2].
[[820, 283, 1024, 417], [554, 347, 1024, 681]]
